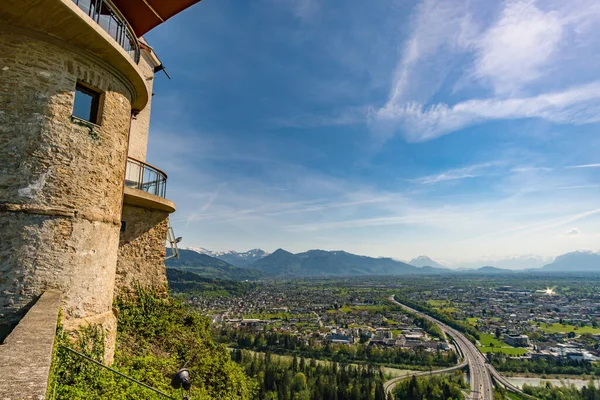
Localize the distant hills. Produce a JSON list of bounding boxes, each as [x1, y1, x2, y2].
[[471, 266, 513, 274], [453, 254, 550, 270], [232, 249, 444, 277], [166, 247, 600, 280], [165, 249, 263, 280], [409, 256, 447, 269], [539, 251, 600, 272]]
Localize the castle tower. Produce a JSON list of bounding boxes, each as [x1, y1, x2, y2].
[[0, 0, 198, 361]]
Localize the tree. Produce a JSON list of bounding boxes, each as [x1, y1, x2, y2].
[[375, 382, 386, 400], [495, 327, 501, 340]]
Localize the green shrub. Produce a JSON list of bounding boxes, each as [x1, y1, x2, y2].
[[50, 286, 257, 399]]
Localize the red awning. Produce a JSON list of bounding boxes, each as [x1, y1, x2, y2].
[[111, 0, 203, 36]]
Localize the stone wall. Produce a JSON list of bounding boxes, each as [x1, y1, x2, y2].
[[115, 203, 169, 295], [0, 28, 132, 353], [0, 290, 61, 399], [127, 50, 157, 162]]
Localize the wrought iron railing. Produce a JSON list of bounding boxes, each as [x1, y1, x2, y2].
[[72, 0, 140, 63], [125, 157, 167, 198]]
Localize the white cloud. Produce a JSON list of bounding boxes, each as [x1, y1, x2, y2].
[[566, 228, 581, 235], [373, 0, 600, 142], [375, 81, 600, 142], [474, 0, 563, 95]]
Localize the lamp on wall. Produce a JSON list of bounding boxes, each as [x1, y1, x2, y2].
[[171, 368, 191, 399]]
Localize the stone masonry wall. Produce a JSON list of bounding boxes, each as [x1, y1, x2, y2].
[[127, 51, 156, 161], [115, 204, 169, 295], [0, 28, 132, 351]]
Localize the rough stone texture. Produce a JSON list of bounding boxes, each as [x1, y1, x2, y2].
[[62, 309, 118, 365], [0, 290, 61, 400], [0, 29, 132, 354], [127, 50, 157, 162], [115, 204, 169, 294]]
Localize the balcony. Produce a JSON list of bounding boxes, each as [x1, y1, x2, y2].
[[72, 0, 140, 63], [123, 157, 175, 213], [125, 157, 167, 197]]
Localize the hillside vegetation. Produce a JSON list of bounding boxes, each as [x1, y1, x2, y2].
[[50, 287, 256, 399], [167, 268, 256, 297]]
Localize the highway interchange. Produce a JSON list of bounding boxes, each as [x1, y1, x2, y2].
[[388, 295, 508, 400]]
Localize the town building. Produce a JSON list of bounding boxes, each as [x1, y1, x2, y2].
[[503, 333, 530, 347]]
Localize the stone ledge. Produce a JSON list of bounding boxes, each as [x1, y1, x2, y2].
[[123, 187, 176, 213], [0, 290, 61, 400], [0, 203, 121, 225]]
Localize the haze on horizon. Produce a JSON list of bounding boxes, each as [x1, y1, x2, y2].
[[146, 0, 600, 263]]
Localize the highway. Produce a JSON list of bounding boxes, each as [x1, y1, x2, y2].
[[388, 295, 494, 400], [383, 359, 468, 395]]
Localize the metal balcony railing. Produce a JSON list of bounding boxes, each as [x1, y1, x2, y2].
[[72, 0, 140, 63], [125, 157, 167, 198]]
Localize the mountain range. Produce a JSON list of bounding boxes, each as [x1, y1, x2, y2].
[[165, 248, 263, 280], [539, 251, 600, 272], [167, 247, 600, 279], [184, 247, 270, 268], [251, 249, 434, 277]]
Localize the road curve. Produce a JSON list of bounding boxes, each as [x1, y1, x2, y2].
[[383, 360, 468, 395], [388, 295, 494, 400]]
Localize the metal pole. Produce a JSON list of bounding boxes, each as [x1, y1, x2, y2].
[[59, 345, 175, 399]]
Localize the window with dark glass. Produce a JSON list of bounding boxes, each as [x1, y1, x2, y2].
[[73, 83, 101, 124]]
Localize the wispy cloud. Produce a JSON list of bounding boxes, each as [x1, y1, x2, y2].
[[511, 166, 553, 173], [385, 0, 475, 106], [413, 162, 495, 184], [565, 163, 600, 169], [375, 81, 600, 142]]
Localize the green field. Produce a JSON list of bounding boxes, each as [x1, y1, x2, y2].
[[539, 323, 600, 334], [427, 299, 448, 307], [334, 305, 390, 314], [479, 333, 504, 347], [479, 346, 528, 356], [478, 333, 528, 356], [427, 300, 457, 314]]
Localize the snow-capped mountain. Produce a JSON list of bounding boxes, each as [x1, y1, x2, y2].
[[408, 256, 447, 269], [182, 247, 270, 268]]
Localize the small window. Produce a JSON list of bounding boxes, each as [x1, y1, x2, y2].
[[73, 83, 101, 124]]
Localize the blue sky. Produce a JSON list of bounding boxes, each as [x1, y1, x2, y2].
[[145, 0, 600, 265]]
